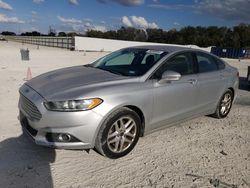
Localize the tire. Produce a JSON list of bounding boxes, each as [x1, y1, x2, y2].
[[211, 89, 233, 119], [95, 107, 141, 159]]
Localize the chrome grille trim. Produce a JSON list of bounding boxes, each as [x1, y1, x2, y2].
[[19, 94, 42, 121]]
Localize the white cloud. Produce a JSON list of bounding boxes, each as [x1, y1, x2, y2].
[[33, 0, 44, 4], [0, 0, 13, 10], [20, 27, 40, 33], [122, 16, 133, 27], [71, 24, 107, 32], [31, 27, 39, 31], [122, 16, 158, 29], [84, 22, 91, 27], [71, 24, 84, 32], [149, 0, 250, 23], [27, 18, 36, 24], [57, 16, 107, 33], [195, 0, 250, 22], [148, 22, 158, 29], [69, 0, 78, 5], [91, 25, 107, 32], [148, 3, 193, 10], [113, 0, 144, 6], [173, 22, 180, 26], [97, 0, 144, 6], [0, 14, 24, 23], [131, 16, 148, 28], [31, 11, 37, 15], [83, 18, 93, 22], [57, 16, 82, 24], [74, 23, 107, 32]]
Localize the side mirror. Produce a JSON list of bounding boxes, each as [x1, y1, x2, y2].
[[158, 70, 181, 84]]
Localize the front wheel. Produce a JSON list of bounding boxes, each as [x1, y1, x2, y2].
[[212, 90, 233, 119], [95, 107, 141, 159]]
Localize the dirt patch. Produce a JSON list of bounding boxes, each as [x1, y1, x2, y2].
[[0, 42, 249, 188]]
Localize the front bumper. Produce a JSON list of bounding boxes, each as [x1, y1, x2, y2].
[[18, 84, 104, 150]]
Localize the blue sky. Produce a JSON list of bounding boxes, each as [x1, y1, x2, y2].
[[0, 0, 249, 34]]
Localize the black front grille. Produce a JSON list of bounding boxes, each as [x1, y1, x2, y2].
[[19, 94, 42, 121], [20, 111, 38, 137]]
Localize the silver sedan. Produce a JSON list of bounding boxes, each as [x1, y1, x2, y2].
[[18, 46, 239, 158]]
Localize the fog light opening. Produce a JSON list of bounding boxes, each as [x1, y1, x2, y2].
[[58, 133, 71, 142], [46, 133, 81, 143]]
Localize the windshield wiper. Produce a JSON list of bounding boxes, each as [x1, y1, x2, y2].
[[96, 67, 126, 76], [107, 69, 125, 76], [83, 64, 94, 68]]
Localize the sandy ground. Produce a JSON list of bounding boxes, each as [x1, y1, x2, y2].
[[0, 41, 249, 188]]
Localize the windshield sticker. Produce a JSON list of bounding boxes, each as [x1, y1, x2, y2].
[[146, 50, 164, 55]]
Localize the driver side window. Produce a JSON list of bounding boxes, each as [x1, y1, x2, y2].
[[156, 52, 195, 77]]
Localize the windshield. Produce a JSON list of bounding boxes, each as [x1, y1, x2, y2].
[[90, 48, 167, 77]]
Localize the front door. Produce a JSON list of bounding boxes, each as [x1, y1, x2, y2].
[[150, 52, 199, 130]]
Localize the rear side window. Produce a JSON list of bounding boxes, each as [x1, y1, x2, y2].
[[214, 57, 225, 70], [196, 52, 218, 73]]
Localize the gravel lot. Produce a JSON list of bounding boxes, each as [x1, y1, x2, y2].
[[0, 41, 249, 188]]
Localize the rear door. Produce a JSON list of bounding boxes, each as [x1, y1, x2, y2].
[[194, 52, 226, 112], [150, 52, 199, 130]]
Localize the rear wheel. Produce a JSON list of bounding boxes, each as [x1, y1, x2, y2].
[[95, 107, 141, 159], [212, 90, 233, 119]]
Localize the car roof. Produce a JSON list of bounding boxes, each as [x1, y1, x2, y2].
[[130, 45, 192, 53]]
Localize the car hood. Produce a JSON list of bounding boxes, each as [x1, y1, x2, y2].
[[26, 66, 129, 101]]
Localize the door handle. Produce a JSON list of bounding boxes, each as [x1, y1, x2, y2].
[[188, 79, 197, 85]]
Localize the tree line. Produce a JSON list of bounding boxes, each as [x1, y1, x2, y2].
[[86, 24, 250, 48], [1, 31, 75, 37], [1, 23, 250, 48]]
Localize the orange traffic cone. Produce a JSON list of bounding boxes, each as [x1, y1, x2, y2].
[[25, 67, 32, 81]]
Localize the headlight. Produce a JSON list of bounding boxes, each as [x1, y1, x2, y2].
[[44, 98, 103, 111]]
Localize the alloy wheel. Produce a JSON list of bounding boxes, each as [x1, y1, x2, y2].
[[220, 93, 232, 115], [107, 116, 137, 153]]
